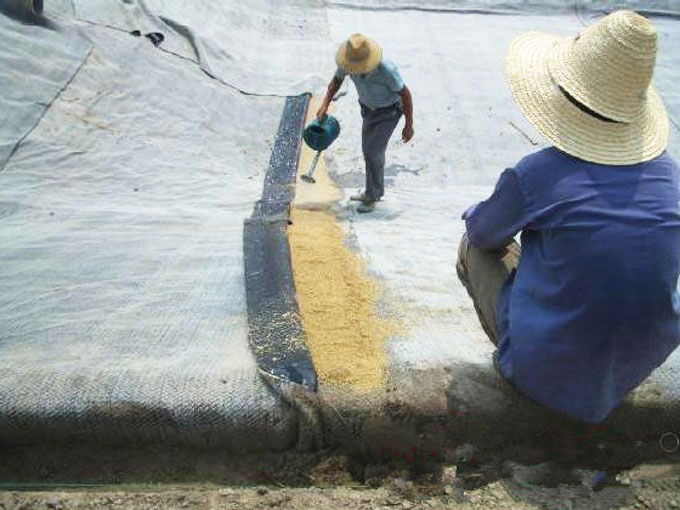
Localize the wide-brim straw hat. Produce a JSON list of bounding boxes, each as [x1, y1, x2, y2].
[[504, 10, 669, 165], [336, 33, 382, 75]]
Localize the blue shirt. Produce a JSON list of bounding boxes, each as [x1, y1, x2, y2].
[[463, 147, 680, 423], [335, 59, 404, 109]]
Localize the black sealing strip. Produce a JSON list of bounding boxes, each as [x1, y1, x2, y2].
[[256, 95, 312, 217], [243, 94, 317, 391]]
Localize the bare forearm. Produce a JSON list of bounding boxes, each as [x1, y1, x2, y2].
[[323, 77, 342, 107], [317, 76, 343, 119], [399, 85, 414, 142], [400, 85, 413, 127]]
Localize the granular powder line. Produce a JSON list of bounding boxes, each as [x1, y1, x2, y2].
[[288, 208, 392, 392]]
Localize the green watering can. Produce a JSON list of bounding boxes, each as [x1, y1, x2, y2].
[[301, 115, 341, 183]]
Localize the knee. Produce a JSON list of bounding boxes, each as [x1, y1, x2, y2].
[[456, 233, 470, 278], [364, 152, 385, 169], [458, 233, 470, 259]]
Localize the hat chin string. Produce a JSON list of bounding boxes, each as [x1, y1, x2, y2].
[[558, 85, 623, 124]]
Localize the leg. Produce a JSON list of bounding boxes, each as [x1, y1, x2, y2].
[[361, 106, 401, 201], [456, 233, 520, 345]]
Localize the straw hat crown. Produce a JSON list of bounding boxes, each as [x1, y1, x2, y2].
[[336, 33, 382, 74], [347, 34, 371, 62], [549, 10, 658, 122], [504, 9, 668, 165]]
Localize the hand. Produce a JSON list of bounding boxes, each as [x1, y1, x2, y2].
[[402, 124, 414, 143]]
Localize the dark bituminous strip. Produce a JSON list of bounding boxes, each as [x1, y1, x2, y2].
[[243, 94, 317, 391], [256, 95, 311, 217]]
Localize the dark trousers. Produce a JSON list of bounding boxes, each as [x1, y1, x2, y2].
[[360, 103, 402, 202], [455, 233, 521, 345]]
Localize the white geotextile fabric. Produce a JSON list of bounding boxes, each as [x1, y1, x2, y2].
[[325, 7, 680, 412], [0, 4, 297, 446], [66, 1, 680, 99], [1, 0, 679, 446], [327, 0, 680, 15], [0, 5, 90, 170], [70, 0, 333, 96]]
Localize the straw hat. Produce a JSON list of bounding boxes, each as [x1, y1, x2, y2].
[[336, 34, 382, 75], [505, 10, 669, 165]]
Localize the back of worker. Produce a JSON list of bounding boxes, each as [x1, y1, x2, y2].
[[491, 147, 680, 422]]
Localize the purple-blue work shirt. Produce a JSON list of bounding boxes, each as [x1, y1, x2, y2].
[[463, 147, 680, 423]]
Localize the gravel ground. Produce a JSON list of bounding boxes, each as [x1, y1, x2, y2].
[[2, 446, 680, 510], [2, 477, 680, 510]]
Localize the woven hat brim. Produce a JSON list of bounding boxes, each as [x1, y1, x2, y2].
[[336, 39, 382, 75], [504, 32, 669, 165]]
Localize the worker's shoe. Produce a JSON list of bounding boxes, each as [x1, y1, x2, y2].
[[357, 201, 376, 213], [350, 191, 370, 203], [350, 191, 380, 203]]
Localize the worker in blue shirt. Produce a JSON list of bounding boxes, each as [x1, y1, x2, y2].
[[457, 10, 680, 423], [317, 33, 414, 213]]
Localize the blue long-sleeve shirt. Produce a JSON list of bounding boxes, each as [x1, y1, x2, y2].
[[463, 147, 680, 423]]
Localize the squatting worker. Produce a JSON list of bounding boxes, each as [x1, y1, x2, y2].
[[317, 33, 414, 213], [457, 10, 680, 423]]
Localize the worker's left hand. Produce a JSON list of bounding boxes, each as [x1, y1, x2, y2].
[[402, 124, 414, 143]]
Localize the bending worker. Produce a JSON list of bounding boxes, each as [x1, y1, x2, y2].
[[457, 11, 680, 423], [317, 33, 414, 213]]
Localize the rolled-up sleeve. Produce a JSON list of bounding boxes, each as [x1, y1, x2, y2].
[[462, 168, 527, 249]]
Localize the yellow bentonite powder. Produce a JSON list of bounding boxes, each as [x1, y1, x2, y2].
[[288, 208, 392, 392]]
